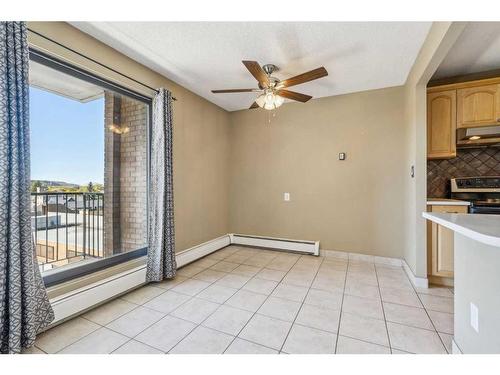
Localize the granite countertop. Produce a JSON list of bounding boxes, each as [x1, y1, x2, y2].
[[426, 198, 470, 206], [422, 212, 500, 247]]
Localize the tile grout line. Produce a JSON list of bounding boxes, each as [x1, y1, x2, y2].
[[373, 263, 393, 354], [278, 255, 326, 354], [333, 259, 352, 353]]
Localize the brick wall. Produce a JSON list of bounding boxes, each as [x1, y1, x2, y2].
[[104, 92, 148, 256], [427, 147, 500, 198]]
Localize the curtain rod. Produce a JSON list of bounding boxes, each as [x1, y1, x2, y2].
[[27, 28, 177, 101]]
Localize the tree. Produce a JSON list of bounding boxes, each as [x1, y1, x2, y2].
[[31, 180, 42, 193], [87, 181, 94, 193]]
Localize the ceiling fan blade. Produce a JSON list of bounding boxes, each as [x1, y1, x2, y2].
[[276, 90, 312, 103], [249, 102, 259, 109], [242, 61, 269, 88], [211, 89, 259, 93], [278, 67, 328, 88]]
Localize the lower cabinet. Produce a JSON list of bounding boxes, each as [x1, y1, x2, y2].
[[427, 204, 468, 284]]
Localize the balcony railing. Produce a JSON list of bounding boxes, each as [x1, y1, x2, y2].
[[31, 192, 104, 271]]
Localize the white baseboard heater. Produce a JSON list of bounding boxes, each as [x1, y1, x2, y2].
[[230, 233, 320, 256]]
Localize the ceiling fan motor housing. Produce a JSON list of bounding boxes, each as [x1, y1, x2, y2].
[[262, 64, 279, 75]]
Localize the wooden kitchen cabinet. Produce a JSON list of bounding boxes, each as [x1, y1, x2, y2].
[[427, 90, 456, 159], [427, 204, 468, 283], [457, 84, 500, 128]]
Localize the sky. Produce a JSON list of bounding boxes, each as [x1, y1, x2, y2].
[[29, 86, 105, 185]]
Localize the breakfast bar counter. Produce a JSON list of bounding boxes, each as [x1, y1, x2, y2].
[[423, 212, 500, 354]]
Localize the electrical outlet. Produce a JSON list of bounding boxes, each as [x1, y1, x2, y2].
[[284, 192, 290, 202], [470, 302, 479, 333], [339, 152, 346, 161]]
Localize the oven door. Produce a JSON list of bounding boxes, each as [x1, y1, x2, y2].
[[470, 205, 500, 214]]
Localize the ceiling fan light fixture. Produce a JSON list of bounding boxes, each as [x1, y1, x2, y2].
[[256, 91, 284, 110]]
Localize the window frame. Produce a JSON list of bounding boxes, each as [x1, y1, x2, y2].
[[29, 48, 153, 288]]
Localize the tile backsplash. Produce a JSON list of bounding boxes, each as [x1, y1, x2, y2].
[[427, 147, 500, 198]]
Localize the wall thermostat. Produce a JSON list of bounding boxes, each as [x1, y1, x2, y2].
[[339, 152, 346, 161]]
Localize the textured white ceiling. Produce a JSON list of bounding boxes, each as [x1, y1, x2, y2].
[[434, 22, 500, 80], [72, 22, 432, 111]]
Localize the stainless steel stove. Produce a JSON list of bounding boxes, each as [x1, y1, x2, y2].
[[451, 177, 500, 214]]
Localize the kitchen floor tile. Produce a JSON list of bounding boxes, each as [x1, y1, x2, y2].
[[196, 284, 238, 304], [169, 326, 233, 354], [192, 269, 227, 283], [380, 287, 422, 308], [171, 279, 211, 296], [58, 327, 129, 354], [106, 306, 165, 337], [35, 317, 100, 354], [120, 285, 165, 305], [339, 312, 389, 347], [193, 257, 220, 269], [304, 288, 343, 311], [295, 304, 340, 333], [202, 305, 253, 335], [215, 274, 251, 289], [344, 280, 381, 300], [135, 315, 196, 352], [311, 275, 345, 292], [142, 290, 191, 314], [83, 299, 137, 326], [112, 340, 163, 354], [155, 276, 188, 290], [255, 268, 287, 282], [225, 289, 267, 312], [170, 297, 220, 324], [257, 296, 302, 322], [439, 332, 453, 354], [342, 294, 384, 320], [210, 261, 240, 273], [387, 322, 446, 354], [336, 335, 390, 354], [242, 277, 278, 295], [415, 286, 453, 298], [271, 283, 309, 302], [383, 302, 434, 330], [418, 294, 454, 313], [224, 338, 278, 354], [177, 264, 205, 277], [427, 310, 454, 334], [231, 264, 262, 277], [282, 324, 336, 354], [238, 314, 292, 350]]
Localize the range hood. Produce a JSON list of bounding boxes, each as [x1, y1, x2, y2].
[[457, 125, 500, 148]]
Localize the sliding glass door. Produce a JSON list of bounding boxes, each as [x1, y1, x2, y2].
[[29, 50, 151, 283]]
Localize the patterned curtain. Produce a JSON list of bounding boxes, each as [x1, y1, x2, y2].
[[146, 88, 176, 281], [0, 22, 54, 354]]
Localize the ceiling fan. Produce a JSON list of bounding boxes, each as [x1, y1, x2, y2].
[[211, 61, 328, 110]]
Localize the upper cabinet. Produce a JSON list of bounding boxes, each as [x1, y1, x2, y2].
[[457, 84, 500, 128], [427, 90, 456, 159]]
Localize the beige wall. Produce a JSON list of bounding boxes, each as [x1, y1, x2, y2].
[[28, 22, 231, 252], [228, 86, 407, 258]]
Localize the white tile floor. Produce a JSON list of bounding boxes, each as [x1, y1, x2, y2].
[[27, 246, 455, 354]]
